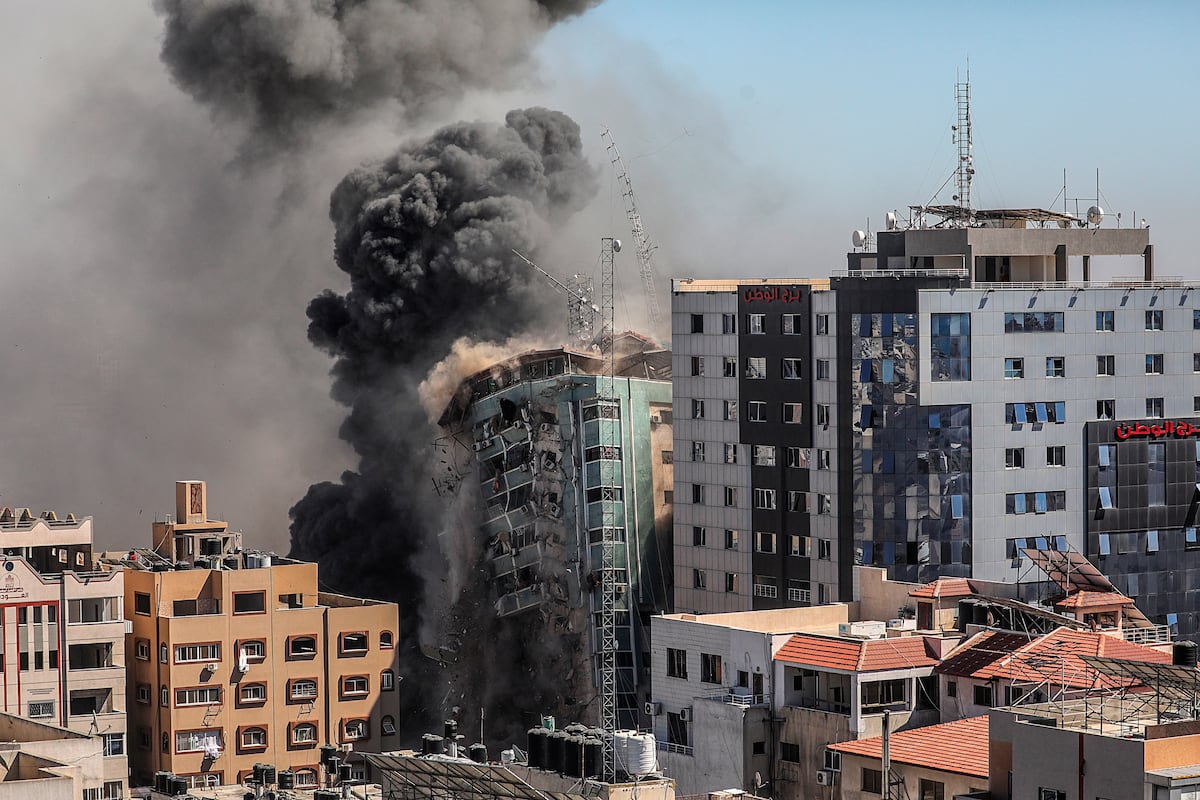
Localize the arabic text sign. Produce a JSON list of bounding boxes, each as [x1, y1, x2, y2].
[[1114, 420, 1200, 440]]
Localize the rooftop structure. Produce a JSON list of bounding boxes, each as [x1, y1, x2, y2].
[[108, 481, 400, 791], [0, 712, 117, 800]]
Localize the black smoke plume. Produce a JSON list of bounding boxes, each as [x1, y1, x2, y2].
[[290, 108, 597, 737], [154, 0, 600, 151]]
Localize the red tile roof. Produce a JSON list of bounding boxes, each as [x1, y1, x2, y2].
[[775, 633, 939, 673], [909, 578, 976, 600], [936, 627, 1171, 689], [1055, 591, 1135, 609], [830, 715, 989, 778]]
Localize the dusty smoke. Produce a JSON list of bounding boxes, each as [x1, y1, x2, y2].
[[289, 108, 597, 737], [418, 335, 550, 424], [154, 0, 600, 152]]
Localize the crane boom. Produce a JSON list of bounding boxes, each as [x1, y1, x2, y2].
[[601, 128, 664, 337], [511, 249, 599, 343]]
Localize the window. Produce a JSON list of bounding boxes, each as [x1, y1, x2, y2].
[[341, 675, 369, 697], [1045, 356, 1064, 377], [1149, 442, 1166, 506], [692, 441, 705, 462], [83, 782, 124, 800], [292, 723, 318, 745], [175, 643, 220, 664], [756, 531, 776, 554], [1147, 397, 1164, 418], [724, 530, 739, 550], [691, 399, 705, 419], [102, 734, 124, 757], [690, 313, 704, 334], [754, 488, 777, 510], [747, 445, 772, 467], [816, 449, 830, 470], [134, 592, 151, 615], [748, 401, 766, 422], [974, 684, 994, 707], [239, 683, 267, 704], [816, 314, 830, 335], [1005, 448, 1025, 469], [861, 768, 883, 793], [232, 592, 265, 615], [1146, 353, 1164, 374], [722, 313, 736, 334], [723, 357, 737, 378], [1195, 396, 1200, 415], [28, 701, 53, 719], [746, 357, 766, 379], [1097, 354, 1115, 376], [931, 313, 972, 380], [176, 687, 221, 706], [382, 670, 395, 690], [1096, 310, 1114, 331], [700, 653, 722, 684], [288, 636, 317, 658], [690, 356, 704, 376], [815, 404, 830, 428], [724, 443, 739, 464], [818, 539, 832, 560], [1038, 790, 1066, 800], [161, 687, 168, 707], [692, 527, 706, 547], [861, 678, 906, 709], [135, 639, 150, 660], [691, 484, 705, 504], [1097, 399, 1115, 420], [782, 402, 803, 424], [919, 779, 945, 800], [753, 577, 777, 598], [816, 360, 830, 380], [1046, 446, 1066, 467], [789, 535, 809, 557], [240, 727, 267, 751], [787, 447, 806, 468], [666, 648, 687, 679], [289, 679, 318, 701], [342, 719, 368, 741], [947, 680, 957, 698], [176, 729, 222, 754], [239, 640, 266, 661], [662, 450, 673, 464], [382, 715, 397, 736], [781, 314, 801, 335], [782, 358, 802, 379], [136, 684, 150, 704], [787, 491, 806, 512], [1146, 309, 1163, 330], [748, 313, 765, 334], [1005, 492, 1066, 514], [723, 400, 738, 420], [818, 494, 832, 515], [1004, 357, 1024, 379], [824, 749, 841, 772]]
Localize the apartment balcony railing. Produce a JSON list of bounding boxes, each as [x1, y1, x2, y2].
[[1122, 625, 1172, 646], [657, 741, 694, 757], [701, 690, 766, 708]]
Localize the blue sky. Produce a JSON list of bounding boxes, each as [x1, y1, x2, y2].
[[508, 0, 1199, 283]]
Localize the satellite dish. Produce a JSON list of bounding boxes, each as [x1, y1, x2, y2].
[[851, 230, 866, 248], [612, 239, 622, 252], [1087, 206, 1104, 226], [885, 211, 898, 231]]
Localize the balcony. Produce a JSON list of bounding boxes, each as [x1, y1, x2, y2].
[[701, 690, 767, 708], [1122, 625, 1172, 646], [657, 741, 694, 757], [167, 598, 221, 617]]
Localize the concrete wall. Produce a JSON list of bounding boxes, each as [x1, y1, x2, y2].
[[776, 706, 851, 800], [835, 753, 984, 800]]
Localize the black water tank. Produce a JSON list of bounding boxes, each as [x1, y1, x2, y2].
[[563, 735, 584, 778], [154, 772, 171, 794], [546, 731, 568, 774], [526, 727, 547, 769], [1174, 640, 1198, 667], [338, 763, 353, 782], [564, 723, 588, 736], [314, 791, 340, 800], [261, 766, 276, 785], [583, 737, 603, 778], [277, 770, 295, 790], [320, 744, 339, 766], [424, 733, 444, 755], [469, 743, 488, 763], [444, 719, 458, 739], [170, 777, 189, 796]]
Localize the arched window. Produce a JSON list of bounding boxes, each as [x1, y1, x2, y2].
[[291, 723, 318, 745], [381, 670, 395, 691], [239, 726, 267, 751], [289, 679, 318, 701], [294, 769, 319, 788], [382, 715, 397, 735], [380, 631, 394, 649]]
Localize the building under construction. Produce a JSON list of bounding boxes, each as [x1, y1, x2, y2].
[[437, 332, 674, 729]]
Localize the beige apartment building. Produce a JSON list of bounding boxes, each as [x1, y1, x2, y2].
[[115, 481, 400, 790], [0, 507, 127, 799]]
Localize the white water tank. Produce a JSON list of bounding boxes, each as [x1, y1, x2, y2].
[[613, 730, 631, 774], [500, 749, 516, 765], [626, 732, 658, 775]]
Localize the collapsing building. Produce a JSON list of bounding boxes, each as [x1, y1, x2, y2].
[[438, 332, 674, 729]]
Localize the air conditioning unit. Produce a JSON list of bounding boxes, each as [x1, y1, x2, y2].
[[644, 701, 661, 716], [545, 503, 560, 518], [614, 584, 627, 595], [237, 654, 250, 673], [679, 707, 692, 722], [816, 770, 835, 786], [205, 663, 219, 673], [520, 463, 529, 472], [540, 423, 552, 433]]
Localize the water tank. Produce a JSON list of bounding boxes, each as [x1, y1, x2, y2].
[[582, 736, 603, 778], [563, 735, 584, 777], [526, 727, 547, 769], [564, 723, 588, 736], [613, 730, 632, 776], [260, 766, 276, 785], [223, 555, 240, 570], [546, 730, 569, 773], [501, 749, 516, 765], [314, 791, 340, 800], [1174, 640, 1198, 667], [469, 743, 488, 763], [423, 733, 445, 755], [338, 763, 353, 782], [154, 772, 172, 794], [626, 732, 659, 775], [444, 720, 459, 739], [277, 771, 295, 790], [320, 744, 339, 766], [170, 776, 190, 796]]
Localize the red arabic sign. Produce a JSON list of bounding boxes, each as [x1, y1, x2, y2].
[[1115, 420, 1200, 440], [742, 286, 805, 303]]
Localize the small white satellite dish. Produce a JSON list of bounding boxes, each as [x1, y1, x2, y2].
[[1087, 206, 1104, 226], [612, 239, 622, 252], [885, 211, 898, 231], [851, 230, 866, 248]]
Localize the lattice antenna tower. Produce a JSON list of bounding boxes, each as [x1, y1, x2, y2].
[[596, 236, 619, 782], [601, 128, 664, 338], [953, 65, 975, 223]]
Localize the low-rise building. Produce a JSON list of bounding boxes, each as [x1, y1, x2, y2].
[[110, 481, 400, 790], [0, 711, 117, 800]]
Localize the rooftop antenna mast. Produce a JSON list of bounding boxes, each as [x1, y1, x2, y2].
[[510, 249, 600, 344], [597, 235, 620, 782], [602, 127, 664, 338], [953, 64, 974, 225]]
